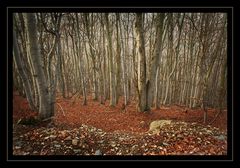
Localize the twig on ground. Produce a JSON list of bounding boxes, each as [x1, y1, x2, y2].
[[57, 103, 66, 116]]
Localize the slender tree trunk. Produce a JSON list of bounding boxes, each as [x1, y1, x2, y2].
[[115, 13, 121, 104], [75, 14, 87, 105], [13, 26, 36, 111], [135, 13, 148, 112], [154, 67, 160, 109], [84, 14, 98, 100]]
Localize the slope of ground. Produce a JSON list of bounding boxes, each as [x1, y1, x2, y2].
[[13, 122, 227, 155], [12, 92, 227, 155]]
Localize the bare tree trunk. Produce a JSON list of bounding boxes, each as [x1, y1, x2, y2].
[[25, 13, 51, 120], [13, 25, 36, 111], [154, 67, 160, 109], [147, 13, 164, 108], [135, 13, 148, 112], [202, 18, 226, 123], [119, 15, 128, 106], [84, 13, 98, 101], [115, 13, 121, 104], [163, 13, 174, 105], [104, 13, 117, 106], [75, 13, 87, 105]]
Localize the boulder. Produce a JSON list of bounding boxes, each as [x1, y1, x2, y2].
[[149, 120, 172, 134]]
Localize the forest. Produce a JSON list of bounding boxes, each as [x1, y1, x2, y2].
[[13, 13, 227, 156]]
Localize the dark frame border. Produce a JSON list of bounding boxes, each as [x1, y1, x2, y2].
[[1, 0, 238, 166]]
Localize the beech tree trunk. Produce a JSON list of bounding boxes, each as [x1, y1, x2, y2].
[[25, 13, 51, 120], [13, 23, 35, 111], [135, 13, 148, 112], [147, 13, 164, 108], [104, 13, 117, 106]]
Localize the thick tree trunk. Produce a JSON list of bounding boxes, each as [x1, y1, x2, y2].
[[135, 13, 148, 112], [104, 13, 117, 106], [25, 13, 51, 120], [147, 13, 164, 108]]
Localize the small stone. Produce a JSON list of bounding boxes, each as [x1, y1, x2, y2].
[[15, 141, 23, 146], [177, 134, 183, 138], [53, 141, 58, 144], [73, 149, 81, 153], [49, 135, 57, 139], [119, 137, 124, 141], [15, 146, 21, 149], [60, 131, 67, 138], [140, 121, 145, 128], [25, 146, 33, 152], [95, 149, 102, 155], [72, 139, 79, 146], [214, 135, 225, 141], [23, 152, 30, 155], [206, 130, 212, 134], [132, 145, 138, 149], [98, 140, 104, 143], [44, 136, 49, 140], [162, 142, 169, 146], [110, 141, 117, 147], [64, 136, 71, 141], [54, 144, 61, 148], [205, 141, 211, 144]]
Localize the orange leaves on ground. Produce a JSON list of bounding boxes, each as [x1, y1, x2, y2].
[[13, 91, 227, 133]]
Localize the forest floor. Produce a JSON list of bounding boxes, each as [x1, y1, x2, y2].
[[12, 92, 227, 155]]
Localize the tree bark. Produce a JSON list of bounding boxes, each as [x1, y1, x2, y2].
[[147, 13, 164, 108], [115, 13, 121, 104], [135, 13, 148, 112], [25, 13, 51, 120], [104, 13, 117, 106], [13, 25, 36, 111]]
